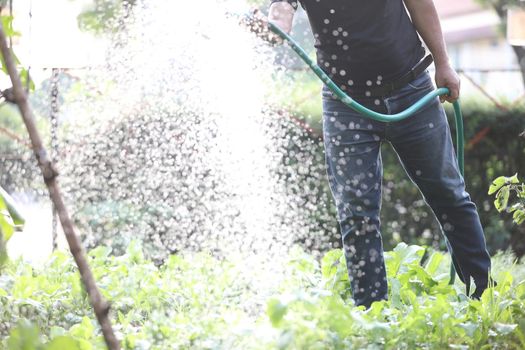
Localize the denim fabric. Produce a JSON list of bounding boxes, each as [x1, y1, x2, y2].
[[322, 71, 492, 308]]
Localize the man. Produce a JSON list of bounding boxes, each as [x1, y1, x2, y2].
[[251, 0, 494, 309]]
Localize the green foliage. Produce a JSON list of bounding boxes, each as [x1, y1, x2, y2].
[[1, 242, 525, 349], [76, 0, 137, 34], [0, 15, 33, 90], [490, 174, 525, 225], [0, 186, 25, 268]]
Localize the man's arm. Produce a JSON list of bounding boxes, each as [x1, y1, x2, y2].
[[243, 2, 295, 45], [403, 0, 460, 103], [268, 2, 296, 34]]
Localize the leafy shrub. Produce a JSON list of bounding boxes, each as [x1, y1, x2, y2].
[[1, 242, 525, 349], [489, 174, 525, 225]]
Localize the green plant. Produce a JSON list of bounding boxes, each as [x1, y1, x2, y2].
[[0, 186, 25, 268], [1, 241, 525, 349], [489, 173, 525, 225], [75, 0, 138, 34]]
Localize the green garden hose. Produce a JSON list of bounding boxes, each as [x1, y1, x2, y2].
[[267, 21, 462, 285]]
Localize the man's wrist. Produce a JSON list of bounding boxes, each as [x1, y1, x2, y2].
[[433, 55, 452, 69]]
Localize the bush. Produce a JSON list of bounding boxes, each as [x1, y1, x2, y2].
[[60, 105, 339, 263]]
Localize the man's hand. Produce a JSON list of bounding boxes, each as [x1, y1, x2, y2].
[[240, 9, 284, 46], [403, 0, 460, 103], [435, 63, 460, 103], [240, 3, 295, 45]]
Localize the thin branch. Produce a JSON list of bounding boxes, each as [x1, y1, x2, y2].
[[0, 125, 32, 148], [0, 24, 121, 350]]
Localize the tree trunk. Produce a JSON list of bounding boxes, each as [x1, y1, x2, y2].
[[511, 45, 525, 88]]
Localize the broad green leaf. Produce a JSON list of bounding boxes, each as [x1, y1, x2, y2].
[[394, 243, 424, 265], [1, 16, 21, 38], [386, 243, 424, 277], [321, 249, 343, 279], [493, 323, 517, 335], [459, 322, 478, 338], [20, 68, 35, 92], [488, 176, 507, 195], [513, 210, 525, 225], [489, 174, 520, 195], [0, 194, 15, 242], [389, 277, 402, 308], [507, 173, 520, 185], [508, 203, 522, 213], [494, 186, 510, 212], [518, 186, 525, 198], [410, 264, 438, 290], [400, 288, 417, 307], [7, 320, 42, 350], [44, 337, 82, 350], [424, 252, 444, 276], [69, 317, 94, 340], [267, 298, 287, 327], [0, 186, 26, 228]]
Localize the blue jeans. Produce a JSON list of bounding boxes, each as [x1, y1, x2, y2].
[[322, 71, 492, 308]]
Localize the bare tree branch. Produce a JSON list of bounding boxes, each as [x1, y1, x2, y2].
[[0, 24, 121, 350]]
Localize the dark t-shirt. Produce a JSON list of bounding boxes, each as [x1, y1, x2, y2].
[[269, 0, 426, 92]]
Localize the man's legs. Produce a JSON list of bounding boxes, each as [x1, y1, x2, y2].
[[385, 73, 492, 295], [322, 88, 389, 308]]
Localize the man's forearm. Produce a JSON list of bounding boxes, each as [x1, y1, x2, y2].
[[268, 2, 295, 34], [403, 0, 450, 68]]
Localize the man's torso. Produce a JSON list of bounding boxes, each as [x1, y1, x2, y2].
[[296, 0, 425, 93]]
